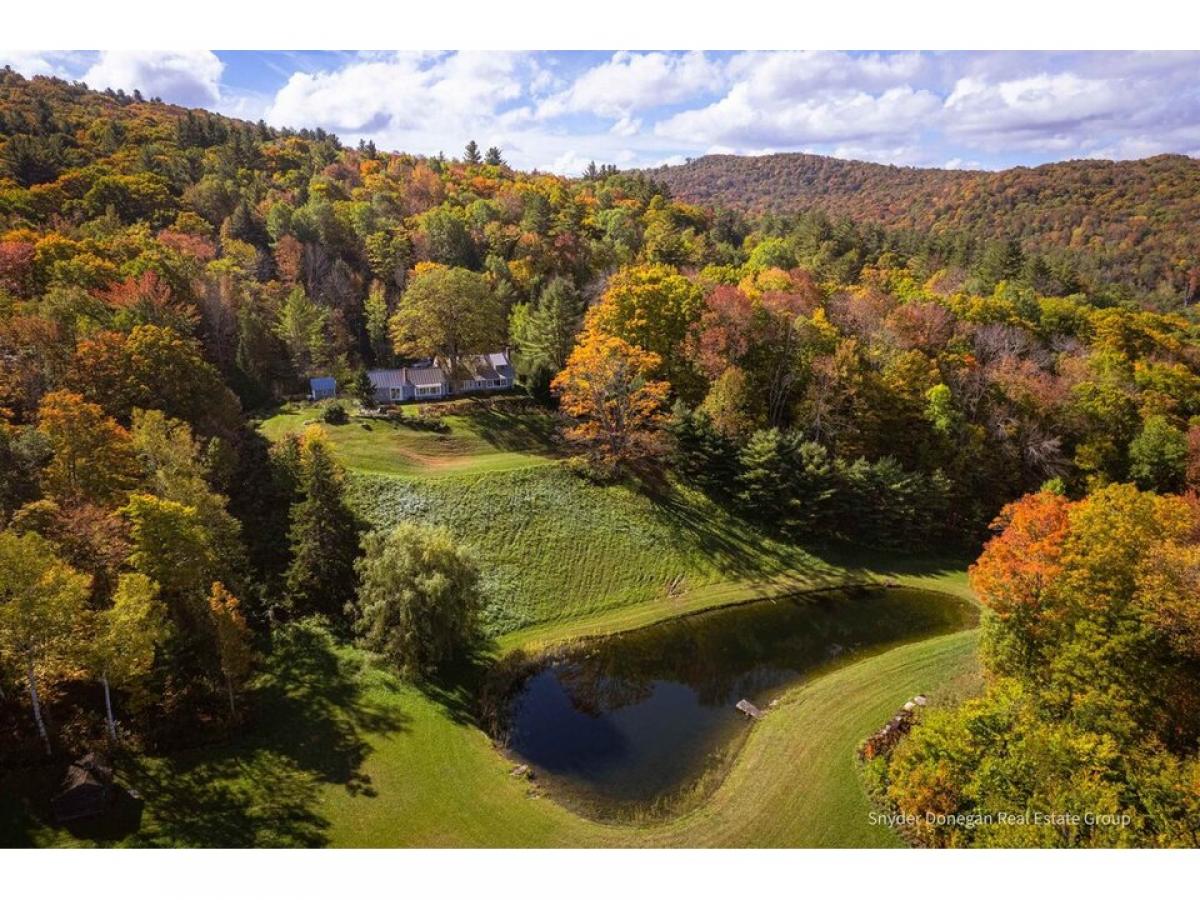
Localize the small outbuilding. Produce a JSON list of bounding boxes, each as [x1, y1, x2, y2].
[[51, 752, 114, 824], [309, 376, 337, 401]]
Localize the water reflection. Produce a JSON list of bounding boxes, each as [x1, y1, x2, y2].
[[506, 587, 975, 817]]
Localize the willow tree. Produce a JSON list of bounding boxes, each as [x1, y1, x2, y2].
[[351, 524, 481, 677]]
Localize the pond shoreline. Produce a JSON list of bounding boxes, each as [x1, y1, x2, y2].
[[483, 584, 979, 824]]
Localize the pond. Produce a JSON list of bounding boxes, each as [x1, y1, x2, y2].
[[502, 586, 976, 819]]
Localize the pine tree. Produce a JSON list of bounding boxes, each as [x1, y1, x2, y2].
[[484, 146, 503, 166], [355, 370, 376, 409], [510, 277, 583, 392], [737, 428, 791, 518], [463, 140, 481, 164], [364, 281, 392, 365], [283, 429, 361, 620]]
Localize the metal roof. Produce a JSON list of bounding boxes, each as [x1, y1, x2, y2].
[[367, 369, 408, 389], [406, 366, 449, 387]]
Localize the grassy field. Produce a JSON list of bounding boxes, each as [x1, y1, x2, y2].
[[258, 397, 560, 478], [3, 590, 977, 849], [0, 403, 980, 848], [348, 466, 870, 634]]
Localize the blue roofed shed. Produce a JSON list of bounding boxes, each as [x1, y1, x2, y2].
[[309, 376, 337, 400]]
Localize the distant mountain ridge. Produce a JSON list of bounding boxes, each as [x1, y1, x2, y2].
[[644, 152, 1200, 298]]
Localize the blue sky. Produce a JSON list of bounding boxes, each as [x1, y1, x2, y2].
[[3, 50, 1199, 174]]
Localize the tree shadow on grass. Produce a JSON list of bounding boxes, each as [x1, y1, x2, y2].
[[642, 480, 971, 590], [643, 484, 818, 582], [810, 543, 973, 583], [4, 621, 410, 848], [463, 401, 561, 455], [414, 638, 500, 730]]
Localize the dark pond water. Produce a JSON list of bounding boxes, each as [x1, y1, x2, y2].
[[504, 587, 976, 818]]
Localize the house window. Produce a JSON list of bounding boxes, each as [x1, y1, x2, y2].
[[390, 387, 402, 401]]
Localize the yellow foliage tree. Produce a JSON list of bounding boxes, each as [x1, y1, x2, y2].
[[36, 390, 139, 505], [207, 582, 253, 719]]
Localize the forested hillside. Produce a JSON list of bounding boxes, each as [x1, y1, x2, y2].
[[2, 67, 1200, 848], [646, 152, 1200, 303]]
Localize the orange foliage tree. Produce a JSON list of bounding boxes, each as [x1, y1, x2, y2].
[[969, 491, 1071, 645], [550, 328, 670, 472]]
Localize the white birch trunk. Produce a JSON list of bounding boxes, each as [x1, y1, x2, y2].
[[27, 655, 51, 756], [102, 671, 117, 742]]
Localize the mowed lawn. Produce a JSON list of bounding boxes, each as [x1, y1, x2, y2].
[[3, 598, 977, 849], [258, 397, 560, 478], [1, 402, 979, 848], [348, 466, 867, 635]]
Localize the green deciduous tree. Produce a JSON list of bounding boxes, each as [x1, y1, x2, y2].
[[1129, 414, 1188, 492], [351, 524, 482, 676], [389, 263, 504, 377], [90, 572, 167, 741], [0, 530, 91, 754]]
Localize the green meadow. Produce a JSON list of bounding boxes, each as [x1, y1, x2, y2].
[[2, 401, 977, 848]]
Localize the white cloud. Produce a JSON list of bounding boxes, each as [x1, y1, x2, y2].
[[535, 51, 721, 120], [82, 51, 224, 107], [0, 51, 80, 79], [939, 55, 1200, 156], [267, 51, 525, 140], [944, 72, 1128, 136], [609, 116, 641, 137], [649, 51, 941, 153], [656, 82, 941, 148], [7, 49, 1198, 173], [546, 149, 591, 176]]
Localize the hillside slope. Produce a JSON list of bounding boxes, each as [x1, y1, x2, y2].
[[647, 152, 1200, 298]]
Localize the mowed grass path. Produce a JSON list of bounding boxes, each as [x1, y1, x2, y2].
[[319, 600, 979, 848], [258, 398, 560, 479]]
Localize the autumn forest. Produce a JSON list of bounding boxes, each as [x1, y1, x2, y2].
[[1, 65, 1199, 849]]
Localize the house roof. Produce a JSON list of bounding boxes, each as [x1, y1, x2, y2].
[[368, 352, 509, 392], [454, 351, 512, 382], [367, 369, 408, 389], [406, 366, 449, 387], [485, 351, 512, 372]]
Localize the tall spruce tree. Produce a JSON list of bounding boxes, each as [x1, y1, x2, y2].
[[283, 429, 361, 621]]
